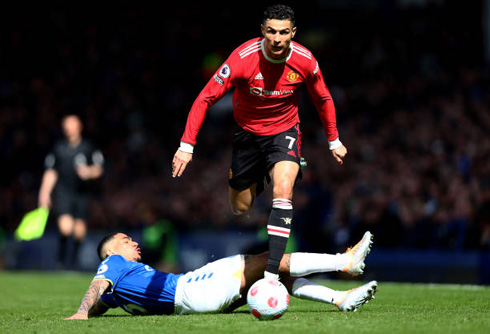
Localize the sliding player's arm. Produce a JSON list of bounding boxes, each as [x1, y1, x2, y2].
[[65, 280, 110, 320]]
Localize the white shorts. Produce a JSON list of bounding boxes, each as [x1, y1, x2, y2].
[[174, 255, 244, 315]]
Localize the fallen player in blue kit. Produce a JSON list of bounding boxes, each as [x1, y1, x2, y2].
[[66, 231, 377, 319]]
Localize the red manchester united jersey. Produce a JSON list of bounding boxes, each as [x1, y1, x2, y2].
[[181, 37, 339, 145]]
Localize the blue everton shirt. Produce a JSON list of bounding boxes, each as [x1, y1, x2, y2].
[[93, 255, 183, 315]]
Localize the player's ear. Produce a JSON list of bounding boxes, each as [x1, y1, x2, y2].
[[291, 26, 297, 38], [261, 24, 266, 37]]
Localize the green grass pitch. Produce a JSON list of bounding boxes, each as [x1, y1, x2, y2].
[[1, 271, 489, 334]]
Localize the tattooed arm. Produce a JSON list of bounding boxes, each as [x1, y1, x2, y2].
[[65, 280, 110, 320]]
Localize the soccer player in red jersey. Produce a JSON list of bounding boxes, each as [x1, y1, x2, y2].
[[172, 5, 347, 280]]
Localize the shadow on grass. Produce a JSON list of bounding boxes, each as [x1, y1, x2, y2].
[[95, 309, 339, 319], [229, 309, 338, 315], [97, 314, 133, 318]]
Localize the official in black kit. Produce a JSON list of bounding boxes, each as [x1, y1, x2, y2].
[[38, 114, 104, 269]]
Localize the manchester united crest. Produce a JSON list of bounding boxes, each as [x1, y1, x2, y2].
[[286, 70, 299, 83]]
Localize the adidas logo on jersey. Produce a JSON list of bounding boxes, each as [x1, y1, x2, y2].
[[254, 73, 264, 80]]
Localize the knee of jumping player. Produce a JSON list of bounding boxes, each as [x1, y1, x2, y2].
[[272, 180, 294, 199], [231, 204, 251, 215], [229, 187, 255, 215]]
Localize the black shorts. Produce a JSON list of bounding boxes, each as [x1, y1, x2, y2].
[[54, 188, 89, 220], [229, 124, 302, 195]]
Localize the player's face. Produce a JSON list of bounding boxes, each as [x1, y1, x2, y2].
[[108, 233, 142, 262], [62, 116, 83, 142], [261, 19, 296, 60]]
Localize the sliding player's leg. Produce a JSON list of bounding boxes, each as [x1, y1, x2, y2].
[[223, 234, 375, 313], [174, 255, 245, 315], [281, 276, 377, 312], [239, 231, 374, 292], [289, 231, 374, 277]]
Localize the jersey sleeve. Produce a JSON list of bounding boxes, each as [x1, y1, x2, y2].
[[44, 142, 61, 171], [90, 150, 104, 166], [304, 58, 340, 143], [44, 152, 56, 170], [84, 141, 104, 167], [92, 255, 128, 290], [100, 293, 118, 309], [180, 52, 240, 146]]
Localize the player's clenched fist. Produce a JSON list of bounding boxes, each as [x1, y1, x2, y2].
[[331, 144, 347, 165], [172, 149, 193, 178]]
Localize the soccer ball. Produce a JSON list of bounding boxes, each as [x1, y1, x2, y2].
[[247, 277, 290, 320]]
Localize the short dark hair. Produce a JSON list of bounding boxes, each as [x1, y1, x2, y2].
[[61, 113, 82, 122], [97, 233, 119, 260], [263, 4, 295, 27]]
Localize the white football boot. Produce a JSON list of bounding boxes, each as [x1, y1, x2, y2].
[[335, 280, 378, 312], [341, 231, 374, 276]]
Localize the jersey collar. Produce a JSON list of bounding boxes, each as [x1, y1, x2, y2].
[[260, 38, 293, 63]]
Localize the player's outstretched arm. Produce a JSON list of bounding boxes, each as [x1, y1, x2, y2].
[[65, 280, 110, 320], [172, 149, 193, 178], [331, 144, 347, 165]]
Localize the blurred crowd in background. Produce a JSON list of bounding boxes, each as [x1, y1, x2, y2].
[[1, 1, 490, 256]]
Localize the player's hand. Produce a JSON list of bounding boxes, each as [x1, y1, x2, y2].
[[64, 313, 88, 320], [331, 144, 347, 165], [172, 149, 193, 177]]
